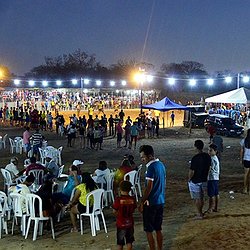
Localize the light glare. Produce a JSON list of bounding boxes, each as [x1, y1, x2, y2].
[[243, 76, 250, 83], [14, 79, 20, 85], [225, 76, 232, 83], [207, 78, 214, 85], [168, 78, 176, 85], [110, 81, 115, 86], [84, 79, 90, 84], [189, 79, 196, 86], [56, 80, 62, 86], [28, 80, 35, 86], [121, 80, 127, 86], [96, 80, 101, 86], [42, 80, 48, 87], [71, 79, 77, 85]]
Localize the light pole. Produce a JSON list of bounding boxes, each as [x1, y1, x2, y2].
[[134, 70, 153, 114]]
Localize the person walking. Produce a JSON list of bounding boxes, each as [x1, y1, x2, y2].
[[188, 140, 211, 219], [139, 145, 166, 250]]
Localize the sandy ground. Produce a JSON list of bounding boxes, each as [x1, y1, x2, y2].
[[0, 109, 250, 250]]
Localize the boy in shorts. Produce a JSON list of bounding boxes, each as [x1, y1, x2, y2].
[[113, 181, 137, 250], [207, 143, 220, 212]]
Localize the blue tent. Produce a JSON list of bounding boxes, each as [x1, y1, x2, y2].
[[142, 97, 189, 111]]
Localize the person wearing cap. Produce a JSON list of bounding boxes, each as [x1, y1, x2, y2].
[[113, 180, 137, 250], [5, 157, 20, 179], [72, 160, 84, 175], [45, 153, 59, 179]]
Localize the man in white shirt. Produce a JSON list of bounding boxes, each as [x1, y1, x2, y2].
[[5, 157, 19, 179]]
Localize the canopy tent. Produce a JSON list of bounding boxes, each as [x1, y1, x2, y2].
[[205, 87, 250, 104], [142, 97, 189, 111]]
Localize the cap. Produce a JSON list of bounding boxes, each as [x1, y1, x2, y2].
[[72, 160, 84, 166]]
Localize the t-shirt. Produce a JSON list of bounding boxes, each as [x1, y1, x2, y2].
[[240, 139, 250, 161], [94, 169, 110, 183], [208, 155, 220, 181], [9, 184, 31, 212], [63, 175, 81, 198], [5, 163, 19, 178], [145, 159, 166, 206], [76, 183, 94, 207], [26, 163, 46, 176], [190, 152, 211, 183], [112, 195, 137, 229], [46, 160, 59, 178]]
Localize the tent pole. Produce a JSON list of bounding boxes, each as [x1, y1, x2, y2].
[[189, 111, 192, 134]]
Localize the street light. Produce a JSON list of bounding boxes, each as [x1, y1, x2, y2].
[[134, 70, 153, 114]]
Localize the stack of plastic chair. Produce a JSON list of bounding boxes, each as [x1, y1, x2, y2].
[[1, 134, 8, 149], [135, 165, 143, 197], [57, 146, 63, 166], [103, 172, 115, 207], [9, 138, 17, 154]]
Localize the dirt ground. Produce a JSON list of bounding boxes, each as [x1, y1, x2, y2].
[[0, 109, 250, 250]]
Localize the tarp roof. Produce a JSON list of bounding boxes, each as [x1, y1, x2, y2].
[[205, 87, 250, 104], [142, 97, 189, 111]]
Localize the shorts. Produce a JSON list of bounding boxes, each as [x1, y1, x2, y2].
[[117, 227, 134, 245], [143, 204, 164, 232], [77, 203, 87, 214], [188, 181, 207, 199], [130, 135, 137, 142], [207, 180, 219, 197], [243, 160, 250, 168]]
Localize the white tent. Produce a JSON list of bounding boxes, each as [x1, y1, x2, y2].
[[205, 87, 250, 104]]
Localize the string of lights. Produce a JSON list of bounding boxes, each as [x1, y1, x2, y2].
[[9, 72, 250, 88]]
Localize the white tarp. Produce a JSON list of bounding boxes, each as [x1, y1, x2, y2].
[[205, 87, 250, 104]]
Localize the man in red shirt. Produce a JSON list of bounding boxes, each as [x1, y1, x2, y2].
[[113, 181, 137, 250], [24, 156, 46, 176]]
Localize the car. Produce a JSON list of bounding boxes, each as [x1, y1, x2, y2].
[[204, 114, 244, 137]]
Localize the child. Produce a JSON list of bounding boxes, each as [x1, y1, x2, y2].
[[113, 181, 137, 250], [207, 143, 220, 213]]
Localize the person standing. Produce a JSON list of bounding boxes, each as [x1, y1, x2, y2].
[[206, 144, 220, 213], [170, 111, 175, 127], [113, 181, 137, 250], [240, 128, 250, 194], [188, 140, 211, 219], [139, 145, 166, 250], [23, 126, 31, 157]]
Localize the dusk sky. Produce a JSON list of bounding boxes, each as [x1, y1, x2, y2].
[[1, 0, 250, 76]]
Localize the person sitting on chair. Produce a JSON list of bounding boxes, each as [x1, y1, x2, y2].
[[67, 172, 97, 232]]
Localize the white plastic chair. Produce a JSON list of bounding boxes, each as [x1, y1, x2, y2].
[[0, 191, 9, 238], [79, 189, 107, 236], [103, 173, 115, 207], [9, 138, 17, 154], [135, 165, 143, 197], [29, 169, 44, 186], [57, 165, 65, 178], [57, 146, 63, 166], [10, 193, 29, 236], [25, 194, 55, 241], [1, 168, 16, 192], [1, 134, 8, 149], [124, 170, 138, 201], [38, 148, 46, 165]]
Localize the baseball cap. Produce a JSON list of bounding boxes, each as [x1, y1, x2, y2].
[[72, 160, 84, 166]]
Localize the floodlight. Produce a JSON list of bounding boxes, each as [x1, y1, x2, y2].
[[146, 75, 153, 82], [56, 80, 62, 86], [110, 81, 115, 86], [71, 79, 77, 85], [121, 80, 127, 86], [84, 78, 90, 84], [14, 79, 20, 85], [243, 75, 250, 83], [207, 78, 214, 85], [168, 78, 176, 85], [42, 80, 48, 87], [96, 80, 102, 86], [225, 76, 232, 83], [28, 80, 35, 86], [189, 79, 196, 86]]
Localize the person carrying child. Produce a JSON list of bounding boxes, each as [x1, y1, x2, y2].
[[112, 180, 137, 250]]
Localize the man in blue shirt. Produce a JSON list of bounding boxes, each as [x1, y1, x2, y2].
[[139, 145, 166, 250]]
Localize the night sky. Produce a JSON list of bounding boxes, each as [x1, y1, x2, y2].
[[1, 0, 250, 75]]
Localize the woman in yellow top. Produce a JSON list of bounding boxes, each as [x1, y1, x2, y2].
[[68, 172, 97, 232]]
